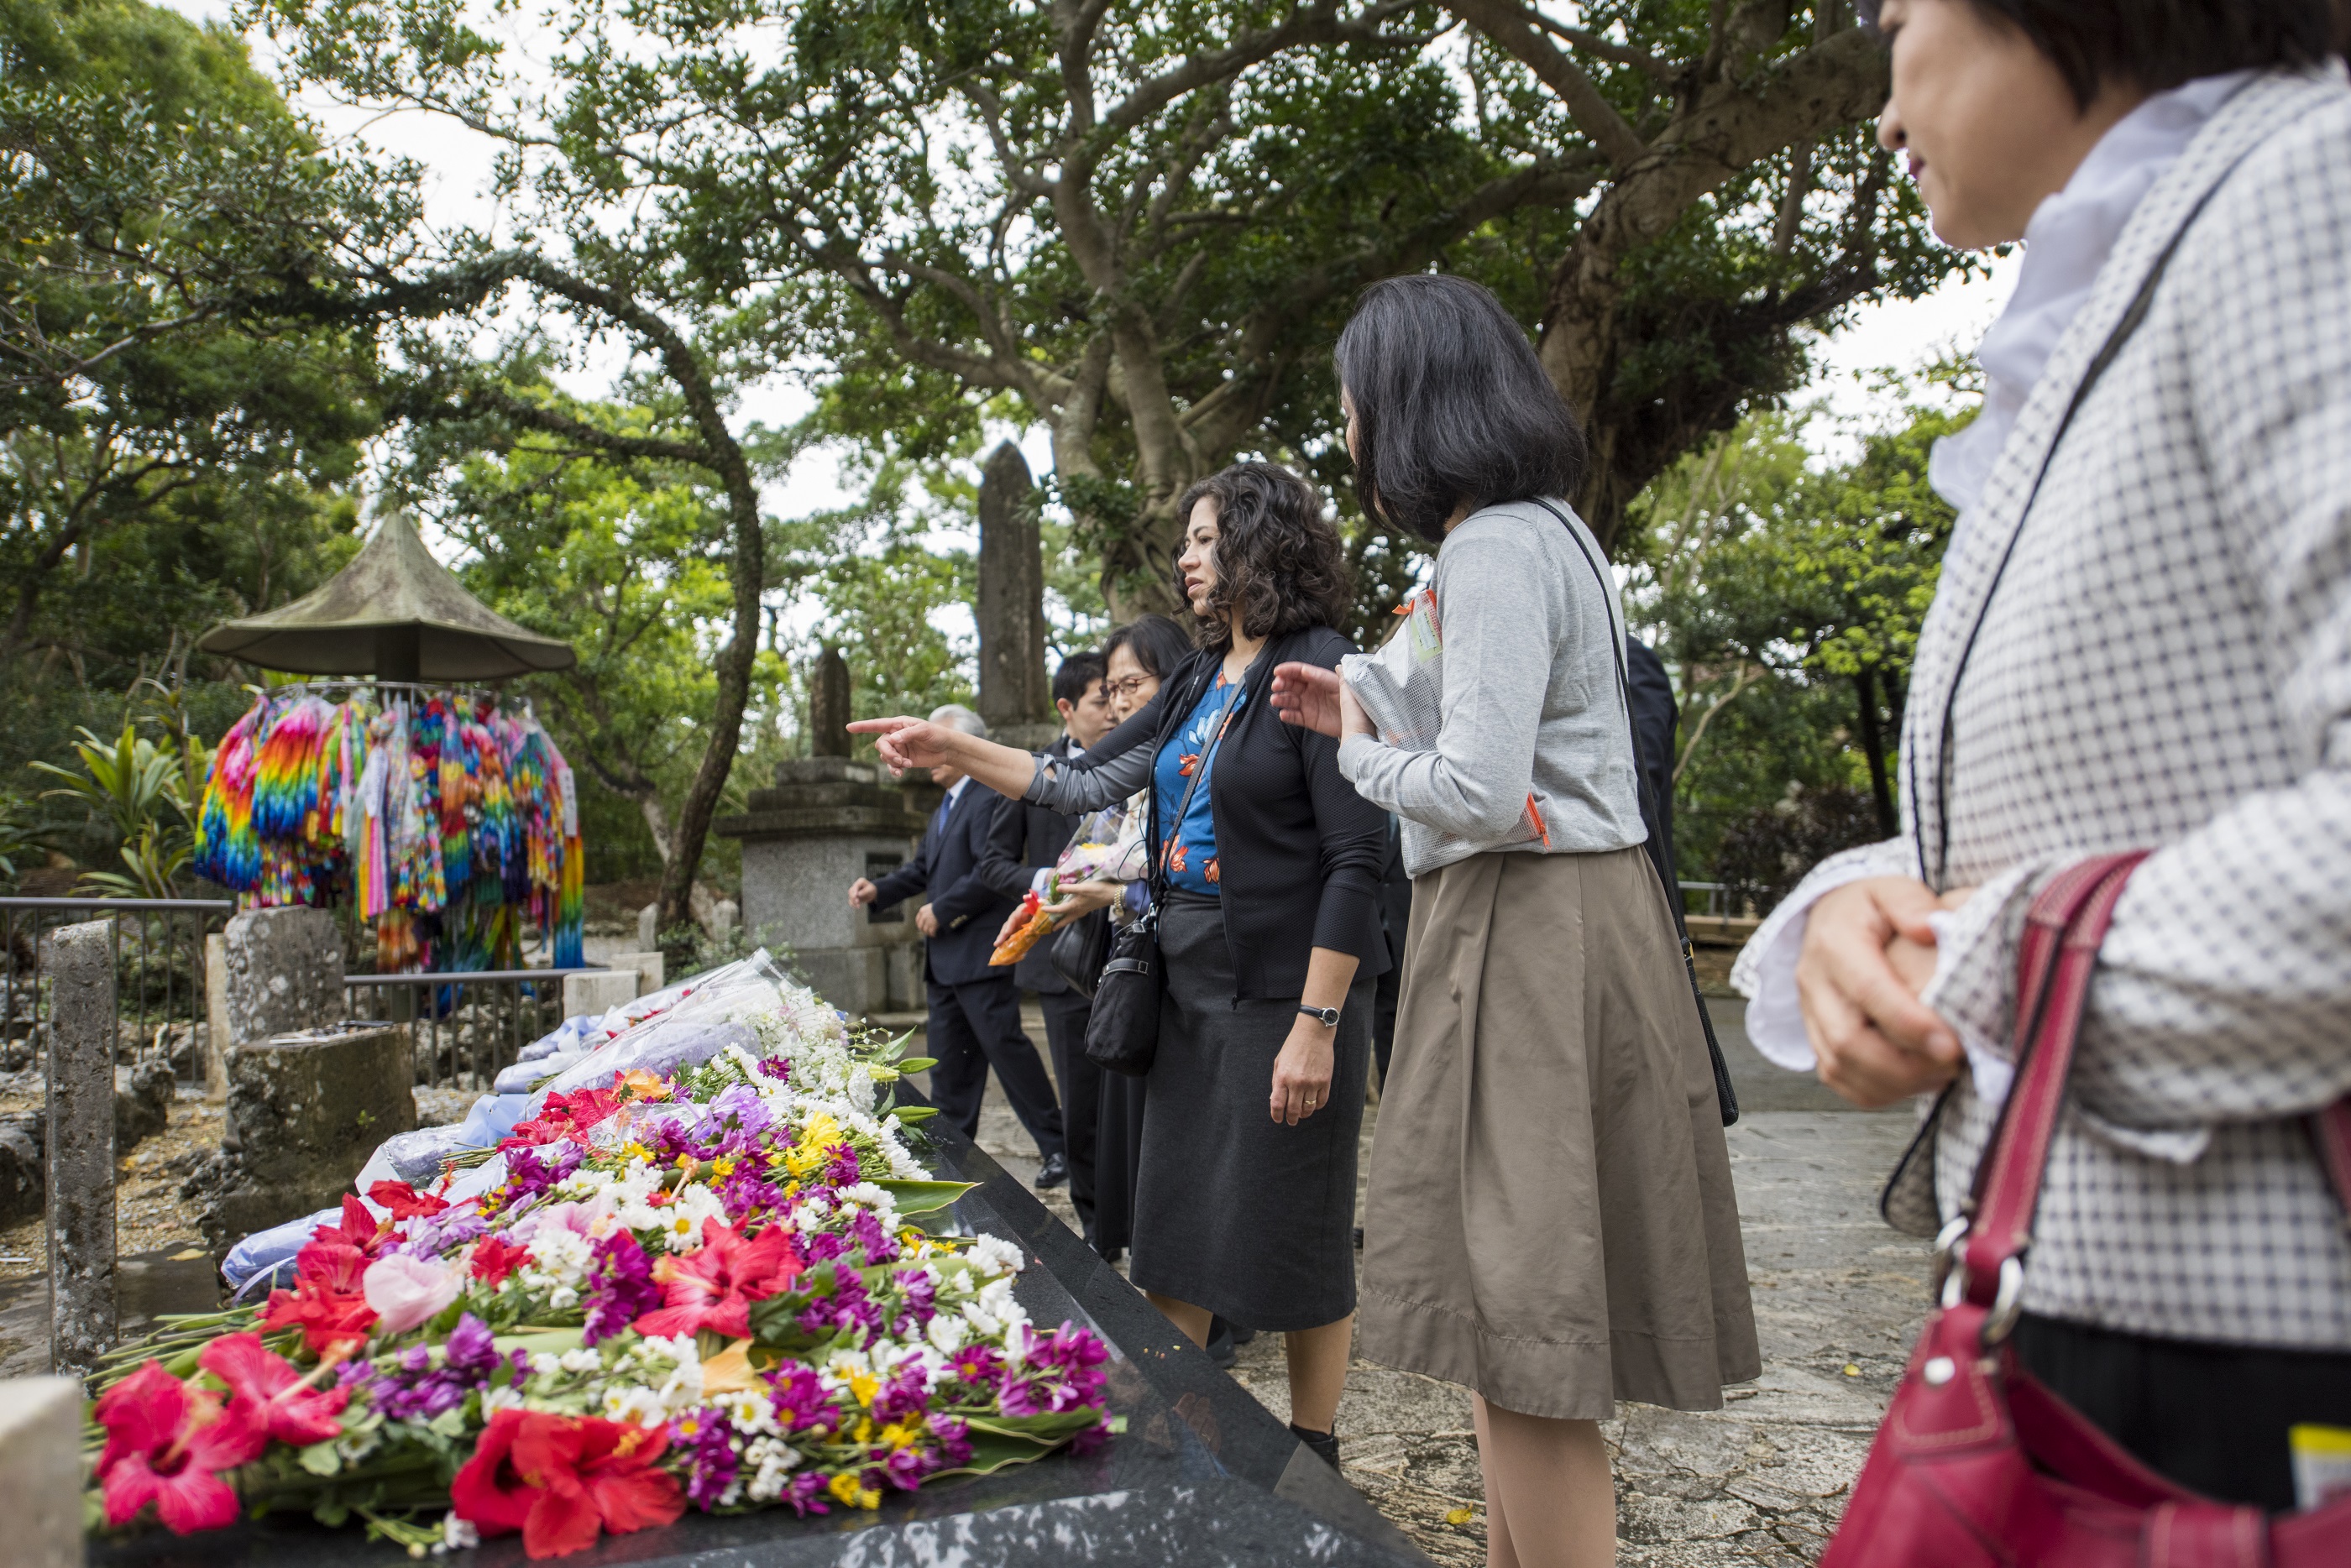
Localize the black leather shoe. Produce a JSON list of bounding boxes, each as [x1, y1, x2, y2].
[[1035, 1152, 1070, 1189], [1207, 1320, 1237, 1368], [1290, 1423, 1341, 1469]]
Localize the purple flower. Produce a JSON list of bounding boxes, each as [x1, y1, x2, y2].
[[766, 1364, 839, 1436], [779, 1471, 830, 1516], [871, 1363, 928, 1425], [927, 1412, 973, 1468], [823, 1143, 861, 1187], [704, 1084, 773, 1146], [803, 1231, 847, 1265], [400, 1204, 490, 1261], [757, 1054, 792, 1082], [582, 1230, 662, 1345], [674, 1408, 738, 1510], [503, 1142, 582, 1201], [950, 1344, 1003, 1388], [999, 1324, 1110, 1417], [350, 1312, 515, 1421], [849, 1210, 895, 1267], [795, 1266, 881, 1341], [892, 1267, 937, 1335], [879, 1445, 931, 1491]]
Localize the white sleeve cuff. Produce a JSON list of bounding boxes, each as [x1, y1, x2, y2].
[[1031, 866, 1054, 896], [1729, 837, 1921, 1073]]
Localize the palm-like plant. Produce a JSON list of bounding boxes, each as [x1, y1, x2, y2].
[[31, 722, 196, 900]]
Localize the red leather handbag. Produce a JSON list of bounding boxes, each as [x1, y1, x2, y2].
[[1821, 852, 2351, 1566]]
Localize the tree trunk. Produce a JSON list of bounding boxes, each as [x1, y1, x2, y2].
[[1852, 666, 1897, 836]]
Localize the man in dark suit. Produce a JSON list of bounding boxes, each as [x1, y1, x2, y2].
[[977, 653, 1113, 1225], [849, 704, 1066, 1178]]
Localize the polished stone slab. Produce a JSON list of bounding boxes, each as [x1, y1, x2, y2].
[[92, 1088, 1429, 1566]]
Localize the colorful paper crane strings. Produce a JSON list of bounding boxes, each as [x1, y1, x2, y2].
[[195, 690, 584, 972]]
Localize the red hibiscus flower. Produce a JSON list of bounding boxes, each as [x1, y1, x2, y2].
[[93, 1362, 267, 1534], [197, 1332, 349, 1447], [452, 1409, 685, 1559], [633, 1218, 804, 1340], [366, 1179, 448, 1220], [318, 1194, 394, 1257], [498, 1086, 626, 1152], [472, 1233, 530, 1287], [293, 1238, 369, 1294], [262, 1275, 378, 1357]]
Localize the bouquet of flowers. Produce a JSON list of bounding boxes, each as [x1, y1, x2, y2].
[[986, 826, 1148, 968], [86, 990, 1114, 1559]]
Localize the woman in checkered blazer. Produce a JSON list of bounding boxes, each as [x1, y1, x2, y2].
[[1734, 0, 2351, 1514]]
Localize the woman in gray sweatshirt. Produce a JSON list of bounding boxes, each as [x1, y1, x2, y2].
[[1273, 274, 1756, 1568]]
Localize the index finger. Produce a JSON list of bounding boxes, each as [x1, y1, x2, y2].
[[847, 716, 915, 734]]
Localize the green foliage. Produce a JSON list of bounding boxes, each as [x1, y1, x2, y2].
[[28, 713, 202, 896], [0, 0, 380, 695], [1625, 390, 1960, 879]]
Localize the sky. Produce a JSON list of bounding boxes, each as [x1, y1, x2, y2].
[[155, 0, 2020, 614]]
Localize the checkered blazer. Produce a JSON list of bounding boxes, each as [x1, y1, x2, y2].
[[1750, 69, 2351, 1351]]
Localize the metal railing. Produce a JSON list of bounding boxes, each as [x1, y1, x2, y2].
[[2, 896, 233, 1086], [1678, 881, 1734, 919], [3, 897, 606, 1094], [343, 968, 605, 1093]]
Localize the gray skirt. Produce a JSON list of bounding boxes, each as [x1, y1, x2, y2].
[[1359, 847, 1759, 1420], [1128, 890, 1372, 1331]]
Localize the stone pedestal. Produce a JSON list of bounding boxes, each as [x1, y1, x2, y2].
[[563, 969, 640, 1018], [0, 1377, 84, 1566], [715, 759, 931, 1015], [608, 949, 665, 996], [219, 906, 343, 1043], [205, 1023, 416, 1252]]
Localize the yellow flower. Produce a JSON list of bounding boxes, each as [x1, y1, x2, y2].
[[855, 1417, 874, 1445], [622, 1142, 652, 1166], [826, 1472, 861, 1507], [848, 1369, 879, 1408], [711, 1154, 737, 1179], [856, 1486, 881, 1509], [674, 1416, 700, 1439], [880, 1420, 921, 1450]]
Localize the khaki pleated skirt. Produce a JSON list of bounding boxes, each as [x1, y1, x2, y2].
[[1359, 846, 1760, 1420]]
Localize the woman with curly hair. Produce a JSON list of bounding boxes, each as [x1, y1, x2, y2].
[[853, 463, 1390, 1466]]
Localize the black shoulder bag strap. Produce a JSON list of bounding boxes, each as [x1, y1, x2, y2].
[[1532, 498, 1739, 1126]]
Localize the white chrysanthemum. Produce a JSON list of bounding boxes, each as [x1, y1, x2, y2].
[[837, 1182, 902, 1226], [968, 1235, 1024, 1278], [655, 1184, 728, 1252], [789, 1194, 832, 1234], [530, 1352, 564, 1377], [482, 1384, 524, 1413], [602, 1384, 668, 1427], [525, 1226, 594, 1284], [925, 1310, 969, 1355], [962, 1276, 1028, 1339], [435, 1514, 480, 1555], [558, 1346, 602, 1373], [723, 1391, 778, 1435], [547, 1284, 579, 1310]]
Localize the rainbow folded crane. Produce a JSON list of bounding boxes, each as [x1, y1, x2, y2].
[[194, 513, 585, 972]]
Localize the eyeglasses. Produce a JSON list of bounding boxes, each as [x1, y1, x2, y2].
[[1103, 676, 1155, 698]]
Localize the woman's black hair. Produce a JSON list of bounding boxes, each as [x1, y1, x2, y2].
[[1102, 614, 1194, 680], [1856, 0, 2336, 109], [1334, 273, 1584, 546], [1173, 462, 1353, 654]]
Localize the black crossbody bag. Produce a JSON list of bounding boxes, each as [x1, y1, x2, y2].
[[1533, 499, 1739, 1126], [1083, 671, 1244, 1078]]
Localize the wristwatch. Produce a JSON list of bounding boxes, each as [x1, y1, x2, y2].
[[1297, 1004, 1341, 1027]]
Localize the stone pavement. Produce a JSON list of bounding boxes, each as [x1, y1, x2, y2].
[[949, 996, 1933, 1566]]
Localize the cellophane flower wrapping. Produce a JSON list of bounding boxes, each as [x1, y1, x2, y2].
[[86, 962, 1115, 1560]]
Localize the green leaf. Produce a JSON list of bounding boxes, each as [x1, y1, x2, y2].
[[888, 1105, 940, 1125], [298, 1440, 343, 1477], [895, 1056, 938, 1074], [869, 1178, 975, 1215]]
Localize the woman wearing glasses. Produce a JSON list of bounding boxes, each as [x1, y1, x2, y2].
[[855, 465, 1389, 1468]]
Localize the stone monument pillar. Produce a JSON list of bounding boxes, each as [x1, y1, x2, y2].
[[809, 644, 853, 756], [977, 442, 1051, 735], [715, 759, 931, 1015]]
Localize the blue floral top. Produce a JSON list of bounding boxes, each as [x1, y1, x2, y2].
[[1152, 672, 1244, 896]]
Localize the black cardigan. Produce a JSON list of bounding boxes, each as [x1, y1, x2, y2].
[[1031, 625, 1390, 1000]]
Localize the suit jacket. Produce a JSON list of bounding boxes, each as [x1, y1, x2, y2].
[[977, 734, 1081, 994], [869, 779, 1023, 988], [1735, 70, 2351, 1350]]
